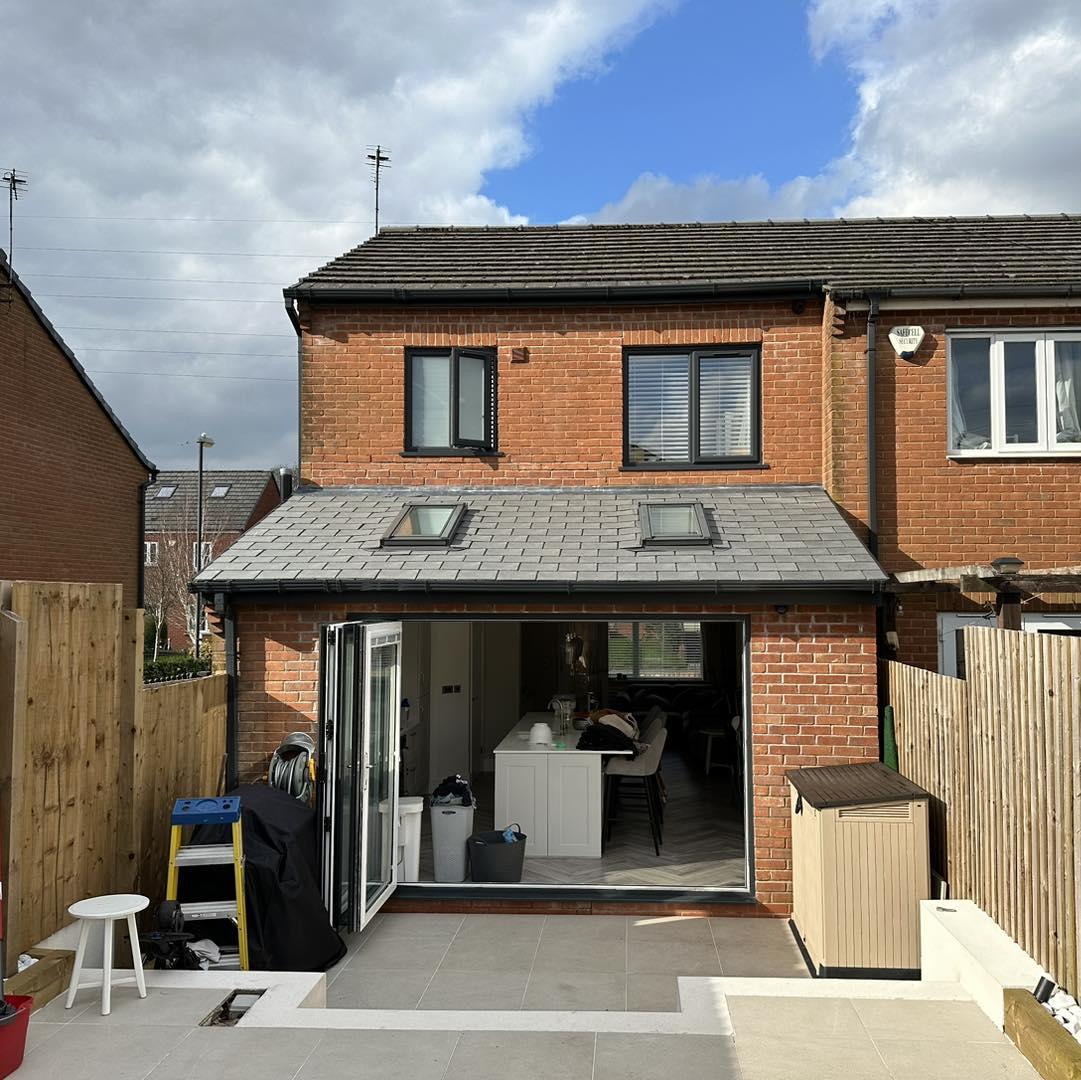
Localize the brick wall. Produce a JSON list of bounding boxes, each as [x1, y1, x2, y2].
[[231, 598, 877, 911], [297, 300, 824, 488], [0, 276, 149, 605]]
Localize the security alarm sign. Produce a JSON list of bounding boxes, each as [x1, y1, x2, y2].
[[888, 325, 925, 358]]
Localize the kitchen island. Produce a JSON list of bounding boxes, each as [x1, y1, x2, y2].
[[493, 712, 632, 858]]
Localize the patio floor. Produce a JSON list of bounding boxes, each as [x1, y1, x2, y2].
[[21, 914, 1041, 1080], [327, 913, 809, 1011]]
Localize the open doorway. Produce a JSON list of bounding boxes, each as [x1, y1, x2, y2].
[[319, 616, 750, 917]]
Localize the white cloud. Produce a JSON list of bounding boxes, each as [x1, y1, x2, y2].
[[580, 0, 1081, 222], [4, 0, 667, 467]]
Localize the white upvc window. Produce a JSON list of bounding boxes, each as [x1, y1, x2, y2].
[[192, 540, 213, 567], [948, 331, 1081, 457], [144, 541, 159, 567]]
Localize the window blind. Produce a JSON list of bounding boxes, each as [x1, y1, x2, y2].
[[698, 354, 753, 458], [607, 621, 703, 679], [626, 355, 690, 464]]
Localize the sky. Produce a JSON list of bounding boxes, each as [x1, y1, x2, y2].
[[4, 0, 1081, 470]]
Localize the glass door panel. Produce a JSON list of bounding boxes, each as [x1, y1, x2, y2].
[[360, 623, 402, 924]]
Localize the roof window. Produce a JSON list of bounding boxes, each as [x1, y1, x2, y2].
[[639, 502, 711, 545], [156, 485, 177, 499], [383, 503, 466, 546], [209, 485, 230, 498]]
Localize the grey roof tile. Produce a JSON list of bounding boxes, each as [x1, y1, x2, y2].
[[194, 484, 885, 593]]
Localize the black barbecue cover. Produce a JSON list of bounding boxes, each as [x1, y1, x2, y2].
[[187, 784, 346, 971]]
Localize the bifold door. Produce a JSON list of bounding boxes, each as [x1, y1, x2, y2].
[[320, 621, 402, 932]]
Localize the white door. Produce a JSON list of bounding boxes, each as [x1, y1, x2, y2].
[[320, 621, 403, 931]]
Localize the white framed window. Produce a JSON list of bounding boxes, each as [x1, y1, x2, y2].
[[192, 540, 213, 567], [144, 541, 159, 566], [948, 332, 1081, 457], [938, 611, 1081, 676], [607, 621, 704, 679]]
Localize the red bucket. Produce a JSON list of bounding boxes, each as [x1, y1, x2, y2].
[[0, 996, 32, 1078]]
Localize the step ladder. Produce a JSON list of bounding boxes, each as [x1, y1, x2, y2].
[[165, 796, 249, 970]]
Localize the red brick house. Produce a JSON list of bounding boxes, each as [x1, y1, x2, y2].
[[1, 249, 154, 605], [144, 469, 283, 653], [195, 216, 1081, 924]]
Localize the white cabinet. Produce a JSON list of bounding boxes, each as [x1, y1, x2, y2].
[[494, 753, 548, 855], [546, 756, 603, 857]]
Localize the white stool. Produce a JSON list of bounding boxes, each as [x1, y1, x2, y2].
[[65, 893, 149, 1015]]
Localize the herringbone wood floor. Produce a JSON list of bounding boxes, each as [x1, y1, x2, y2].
[[417, 749, 745, 888]]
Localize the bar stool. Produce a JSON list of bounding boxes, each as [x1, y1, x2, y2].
[[66, 893, 149, 1015], [604, 729, 667, 856]]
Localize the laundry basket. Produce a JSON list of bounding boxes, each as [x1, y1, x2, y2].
[[430, 805, 474, 883], [468, 827, 527, 883]]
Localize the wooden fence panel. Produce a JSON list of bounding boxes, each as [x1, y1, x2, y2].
[[888, 627, 1081, 990], [0, 582, 228, 971]]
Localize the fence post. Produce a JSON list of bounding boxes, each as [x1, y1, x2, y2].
[[0, 607, 28, 977], [116, 609, 144, 894]]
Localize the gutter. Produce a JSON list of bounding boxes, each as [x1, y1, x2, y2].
[[283, 279, 826, 306], [831, 284, 1081, 301]]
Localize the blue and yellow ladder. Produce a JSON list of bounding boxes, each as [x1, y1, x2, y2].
[[165, 796, 249, 970]]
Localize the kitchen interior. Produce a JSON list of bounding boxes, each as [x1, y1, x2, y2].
[[398, 618, 749, 889]]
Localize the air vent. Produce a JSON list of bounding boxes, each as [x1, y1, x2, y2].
[[837, 802, 912, 821]]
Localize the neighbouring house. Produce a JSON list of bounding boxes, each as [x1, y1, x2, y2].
[[144, 469, 284, 653], [194, 216, 1081, 921], [0, 248, 155, 605]]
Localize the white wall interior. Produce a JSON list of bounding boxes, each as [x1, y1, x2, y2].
[[428, 621, 473, 784]]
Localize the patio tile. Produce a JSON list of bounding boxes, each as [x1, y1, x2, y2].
[[522, 971, 627, 1011], [438, 936, 539, 973], [418, 970, 529, 1010], [64, 986, 228, 1027], [541, 914, 627, 943], [717, 937, 810, 978], [532, 935, 627, 974], [709, 917, 794, 946], [147, 1027, 322, 1080], [24, 1021, 64, 1053], [326, 968, 432, 1009], [444, 1031, 596, 1080], [371, 913, 465, 941], [872, 1037, 1039, 1080], [627, 915, 714, 944], [626, 974, 680, 1012], [13, 1022, 191, 1080], [626, 939, 721, 976], [595, 1033, 740, 1080], [728, 996, 865, 1040], [294, 1030, 459, 1080], [853, 999, 1007, 1042], [736, 1034, 889, 1080], [346, 933, 448, 973], [454, 914, 547, 941]]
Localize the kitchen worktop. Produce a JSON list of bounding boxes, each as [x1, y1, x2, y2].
[[493, 712, 634, 756]]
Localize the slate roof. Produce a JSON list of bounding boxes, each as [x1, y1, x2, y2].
[[2, 248, 155, 473], [285, 215, 1081, 302], [193, 484, 885, 595], [146, 470, 280, 532]]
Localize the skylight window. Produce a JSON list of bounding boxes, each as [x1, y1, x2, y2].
[[383, 503, 466, 546], [156, 485, 176, 498], [639, 502, 711, 545], [209, 485, 230, 498]]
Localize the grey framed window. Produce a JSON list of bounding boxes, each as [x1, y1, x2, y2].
[[638, 502, 712, 545], [623, 348, 760, 468], [382, 503, 467, 547], [405, 349, 497, 453]]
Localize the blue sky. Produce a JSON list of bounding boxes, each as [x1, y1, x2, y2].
[[483, 0, 857, 222]]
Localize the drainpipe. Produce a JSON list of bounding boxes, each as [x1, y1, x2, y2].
[[136, 473, 155, 609], [866, 295, 881, 557], [223, 597, 239, 791], [284, 298, 302, 479]]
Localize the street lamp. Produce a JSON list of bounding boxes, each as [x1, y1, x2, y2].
[[195, 433, 215, 653]]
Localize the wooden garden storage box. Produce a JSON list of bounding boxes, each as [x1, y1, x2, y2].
[[788, 762, 931, 978]]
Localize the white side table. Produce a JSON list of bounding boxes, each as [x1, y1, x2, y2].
[[65, 893, 149, 1015]]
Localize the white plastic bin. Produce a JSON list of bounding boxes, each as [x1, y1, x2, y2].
[[398, 796, 424, 882], [430, 804, 474, 883]]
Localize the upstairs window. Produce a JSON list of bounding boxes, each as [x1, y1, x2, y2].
[[625, 348, 759, 467], [192, 540, 213, 567], [949, 332, 1081, 456], [406, 349, 496, 453], [607, 621, 704, 680], [383, 503, 467, 546]]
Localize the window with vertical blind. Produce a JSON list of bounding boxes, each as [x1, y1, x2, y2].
[[624, 348, 760, 466], [405, 348, 497, 453], [607, 621, 704, 679]]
